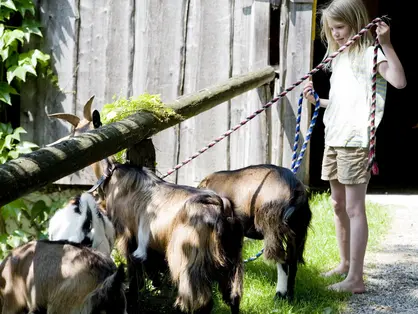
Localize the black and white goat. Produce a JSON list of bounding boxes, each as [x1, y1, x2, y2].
[[48, 192, 115, 256]]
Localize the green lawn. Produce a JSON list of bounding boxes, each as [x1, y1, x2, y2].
[[211, 191, 391, 314], [139, 191, 391, 313]]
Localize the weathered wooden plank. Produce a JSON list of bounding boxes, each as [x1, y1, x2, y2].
[[270, 0, 289, 167], [229, 0, 254, 170], [56, 0, 135, 185], [131, 0, 185, 183], [280, 2, 314, 183], [76, 0, 133, 105], [176, 0, 232, 186], [20, 0, 79, 146], [0, 67, 275, 207], [241, 1, 271, 167]]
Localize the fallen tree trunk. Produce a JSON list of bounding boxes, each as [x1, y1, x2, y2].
[[0, 66, 275, 207]]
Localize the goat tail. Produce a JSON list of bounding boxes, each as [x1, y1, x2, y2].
[[167, 222, 214, 312], [256, 196, 312, 264], [255, 199, 291, 263], [214, 200, 244, 312]]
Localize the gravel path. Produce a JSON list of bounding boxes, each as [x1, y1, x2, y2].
[[342, 194, 418, 314]]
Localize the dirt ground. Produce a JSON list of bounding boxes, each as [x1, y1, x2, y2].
[[342, 194, 418, 313]]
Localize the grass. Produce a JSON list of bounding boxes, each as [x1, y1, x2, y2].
[[140, 191, 391, 313]]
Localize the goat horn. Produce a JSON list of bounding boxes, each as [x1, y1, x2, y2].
[[83, 95, 96, 121], [48, 113, 80, 128], [46, 135, 71, 147]]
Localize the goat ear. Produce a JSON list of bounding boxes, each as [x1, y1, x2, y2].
[[92, 110, 102, 129], [83, 95, 95, 121], [48, 113, 80, 128]]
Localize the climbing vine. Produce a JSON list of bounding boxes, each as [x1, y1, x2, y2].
[[0, 0, 58, 258], [0, 0, 51, 111]]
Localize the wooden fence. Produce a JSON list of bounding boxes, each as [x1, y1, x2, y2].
[[19, 0, 314, 187]]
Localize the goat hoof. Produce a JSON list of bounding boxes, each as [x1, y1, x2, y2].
[[274, 291, 294, 302]]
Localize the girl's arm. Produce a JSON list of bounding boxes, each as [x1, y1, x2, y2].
[[376, 21, 407, 89], [318, 98, 329, 108]]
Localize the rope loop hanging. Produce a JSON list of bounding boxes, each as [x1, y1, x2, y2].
[[291, 91, 321, 174], [367, 38, 380, 175]]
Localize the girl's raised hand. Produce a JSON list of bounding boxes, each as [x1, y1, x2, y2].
[[376, 21, 391, 45]]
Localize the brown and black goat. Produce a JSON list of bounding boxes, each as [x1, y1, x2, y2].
[[97, 157, 244, 314], [0, 240, 127, 314], [198, 164, 312, 301]]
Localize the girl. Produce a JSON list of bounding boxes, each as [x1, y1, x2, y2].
[[303, 0, 406, 293]]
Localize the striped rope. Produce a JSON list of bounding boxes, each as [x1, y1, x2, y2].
[[367, 39, 379, 174], [160, 17, 383, 180], [291, 91, 321, 174]]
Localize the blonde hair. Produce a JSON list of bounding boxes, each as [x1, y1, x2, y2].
[[320, 0, 373, 61]]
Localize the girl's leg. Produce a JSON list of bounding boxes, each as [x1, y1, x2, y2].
[[329, 183, 368, 293], [323, 179, 350, 276]]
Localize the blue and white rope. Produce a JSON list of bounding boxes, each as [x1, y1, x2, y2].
[[291, 91, 321, 174]]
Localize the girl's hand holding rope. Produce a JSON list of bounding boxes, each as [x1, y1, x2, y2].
[[303, 81, 316, 104], [375, 20, 390, 45]]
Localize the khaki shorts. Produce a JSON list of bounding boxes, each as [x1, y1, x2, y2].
[[321, 146, 371, 185]]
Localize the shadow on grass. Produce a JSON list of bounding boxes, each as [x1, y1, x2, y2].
[[131, 258, 350, 314]]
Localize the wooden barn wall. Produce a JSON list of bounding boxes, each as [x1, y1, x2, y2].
[[20, 0, 314, 187]]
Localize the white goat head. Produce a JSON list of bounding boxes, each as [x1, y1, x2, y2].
[[48, 192, 115, 256]]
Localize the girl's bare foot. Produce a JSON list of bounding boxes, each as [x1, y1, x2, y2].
[[321, 264, 349, 277], [327, 279, 365, 294]]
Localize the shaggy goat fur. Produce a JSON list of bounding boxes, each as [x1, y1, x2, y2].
[[100, 159, 244, 313], [0, 240, 126, 314], [48, 192, 115, 255], [198, 164, 312, 300]]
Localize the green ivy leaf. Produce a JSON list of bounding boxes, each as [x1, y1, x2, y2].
[[0, 0, 17, 11], [0, 45, 10, 61], [0, 37, 18, 61], [21, 20, 42, 41], [31, 49, 50, 66], [15, 141, 38, 155], [5, 29, 25, 46], [0, 7, 14, 21], [0, 82, 18, 105], [5, 51, 18, 68], [30, 200, 47, 219], [16, 0, 35, 16], [19, 49, 49, 68], [0, 23, 4, 37], [3, 134, 14, 150], [1, 198, 26, 220], [0, 234, 8, 243], [7, 62, 37, 83], [0, 122, 13, 135]]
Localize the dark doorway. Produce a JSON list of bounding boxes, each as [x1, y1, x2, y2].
[[309, 0, 416, 193]]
